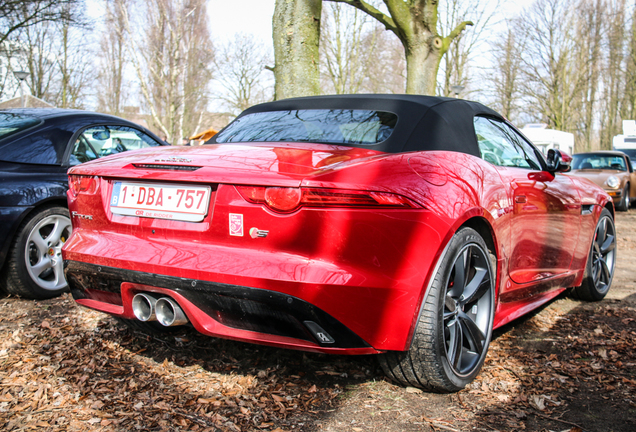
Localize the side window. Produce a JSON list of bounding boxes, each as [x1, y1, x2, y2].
[[474, 117, 542, 170], [70, 125, 162, 165], [70, 134, 98, 165]]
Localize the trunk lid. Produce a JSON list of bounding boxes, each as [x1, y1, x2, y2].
[[72, 143, 386, 187]]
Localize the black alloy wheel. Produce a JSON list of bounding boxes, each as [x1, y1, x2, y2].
[[442, 243, 493, 377], [378, 227, 495, 392], [572, 208, 616, 301]]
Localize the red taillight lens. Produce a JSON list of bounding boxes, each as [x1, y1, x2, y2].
[[265, 187, 302, 212], [236, 185, 419, 213], [68, 175, 97, 197], [237, 185, 266, 203]]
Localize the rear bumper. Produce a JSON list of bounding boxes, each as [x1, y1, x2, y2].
[[65, 260, 380, 355]]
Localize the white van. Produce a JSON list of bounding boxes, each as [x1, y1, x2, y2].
[[521, 123, 575, 155], [612, 120, 636, 169]]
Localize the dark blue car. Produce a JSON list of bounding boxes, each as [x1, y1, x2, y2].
[[0, 109, 165, 299]]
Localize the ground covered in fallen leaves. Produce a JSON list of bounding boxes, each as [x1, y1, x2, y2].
[[1, 211, 635, 432]]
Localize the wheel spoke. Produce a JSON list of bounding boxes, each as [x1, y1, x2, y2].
[[459, 311, 486, 356], [46, 218, 68, 245], [593, 259, 601, 285], [459, 268, 488, 307], [30, 259, 52, 277], [450, 249, 468, 297], [600, 235, 615, 254], [51, 259, 65, 289], [596, 218, 607, 246], [29, 233, 48, 256], [445, 295, 456, 313], [446, 319, 463, 369], [599, 258, 611, 284]]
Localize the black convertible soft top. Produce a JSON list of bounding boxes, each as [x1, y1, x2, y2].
[[210, 94, 503, 156]]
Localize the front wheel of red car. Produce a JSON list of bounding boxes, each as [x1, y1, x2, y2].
[[378, 227, 495, 392], [571, 208, 616, 301]]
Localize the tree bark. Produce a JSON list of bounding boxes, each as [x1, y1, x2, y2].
[[404, 35, 441, 95], [273, 0, 322, 100], [326, 0, 472, 95]]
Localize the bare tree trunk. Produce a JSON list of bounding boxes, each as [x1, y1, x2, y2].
[[572, 0, 603, 152], [517, 0, 582, 132], [272, 0, 322, 100], [622, 1, 636, 122], [97, 0, 128, 115], [120, 0, 213, 145], [320, 3, 378, 94], [326, 0, 472, 95], [490, 24, 523, 122], [215, 34, 273, 115], [599, 0, 626, 150], [20, 21, 56, 100], [404, 38, 440, 95], [438, 0, 499, 98]]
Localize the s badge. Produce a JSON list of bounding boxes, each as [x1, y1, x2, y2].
[[249, 228, 269, 238]]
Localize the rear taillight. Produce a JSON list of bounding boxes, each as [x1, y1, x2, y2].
[[236, 186, 420, 213], [68, 175, 98, 197]]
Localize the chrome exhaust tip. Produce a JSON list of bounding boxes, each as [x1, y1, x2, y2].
[[132, 293, 160, 322], [155, 297, 188, 327]]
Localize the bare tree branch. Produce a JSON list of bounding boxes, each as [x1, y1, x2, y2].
[[324, 0, 398, 33], [0, 0, 80, 46]]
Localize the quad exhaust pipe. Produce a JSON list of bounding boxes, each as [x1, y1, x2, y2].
[[132, 293, 159, 322], [155, 297, 189, 326], [132, 293, 188, 327]]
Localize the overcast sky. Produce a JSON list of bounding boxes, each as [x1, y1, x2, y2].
[[206, 0, 526, 45]]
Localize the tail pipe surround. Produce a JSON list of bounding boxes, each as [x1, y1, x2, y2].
[[155, 297, 189, 326], [132, 293, 160, 322]]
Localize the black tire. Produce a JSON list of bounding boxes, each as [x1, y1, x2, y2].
[[571, 208, 616, 301], [616, 185, 629, 211], [378, 227, 495, 392], [1, 206, 71, 299], [114, 317, 183, 335]]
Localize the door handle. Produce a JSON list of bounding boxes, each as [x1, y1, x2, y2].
[[514, 195, 527, 204]]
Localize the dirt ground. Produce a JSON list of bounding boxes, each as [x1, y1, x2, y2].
[[1, 211, 635, 432]]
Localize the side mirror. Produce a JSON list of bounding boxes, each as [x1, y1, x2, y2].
[[631, 161, 636, 171], [547, 149, 572, 173], [92, 129, 110, 141]]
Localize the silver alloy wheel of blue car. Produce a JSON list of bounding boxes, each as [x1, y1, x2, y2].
[[25, 213, 72, 291]]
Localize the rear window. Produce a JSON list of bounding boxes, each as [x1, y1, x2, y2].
[[0, 113, 40, 140], [214, 109, 398, 145]]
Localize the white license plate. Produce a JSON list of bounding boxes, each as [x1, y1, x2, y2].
[[110, 182, 211, 222]]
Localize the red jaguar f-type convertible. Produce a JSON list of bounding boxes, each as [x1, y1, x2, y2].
[[63, 95, 616, 392]]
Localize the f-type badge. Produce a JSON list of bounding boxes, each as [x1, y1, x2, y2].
[[72, 211, 93, 220], [249, 228, 269, 239]]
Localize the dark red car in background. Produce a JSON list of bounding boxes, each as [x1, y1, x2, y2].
[[62, 95, 616, 392]]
